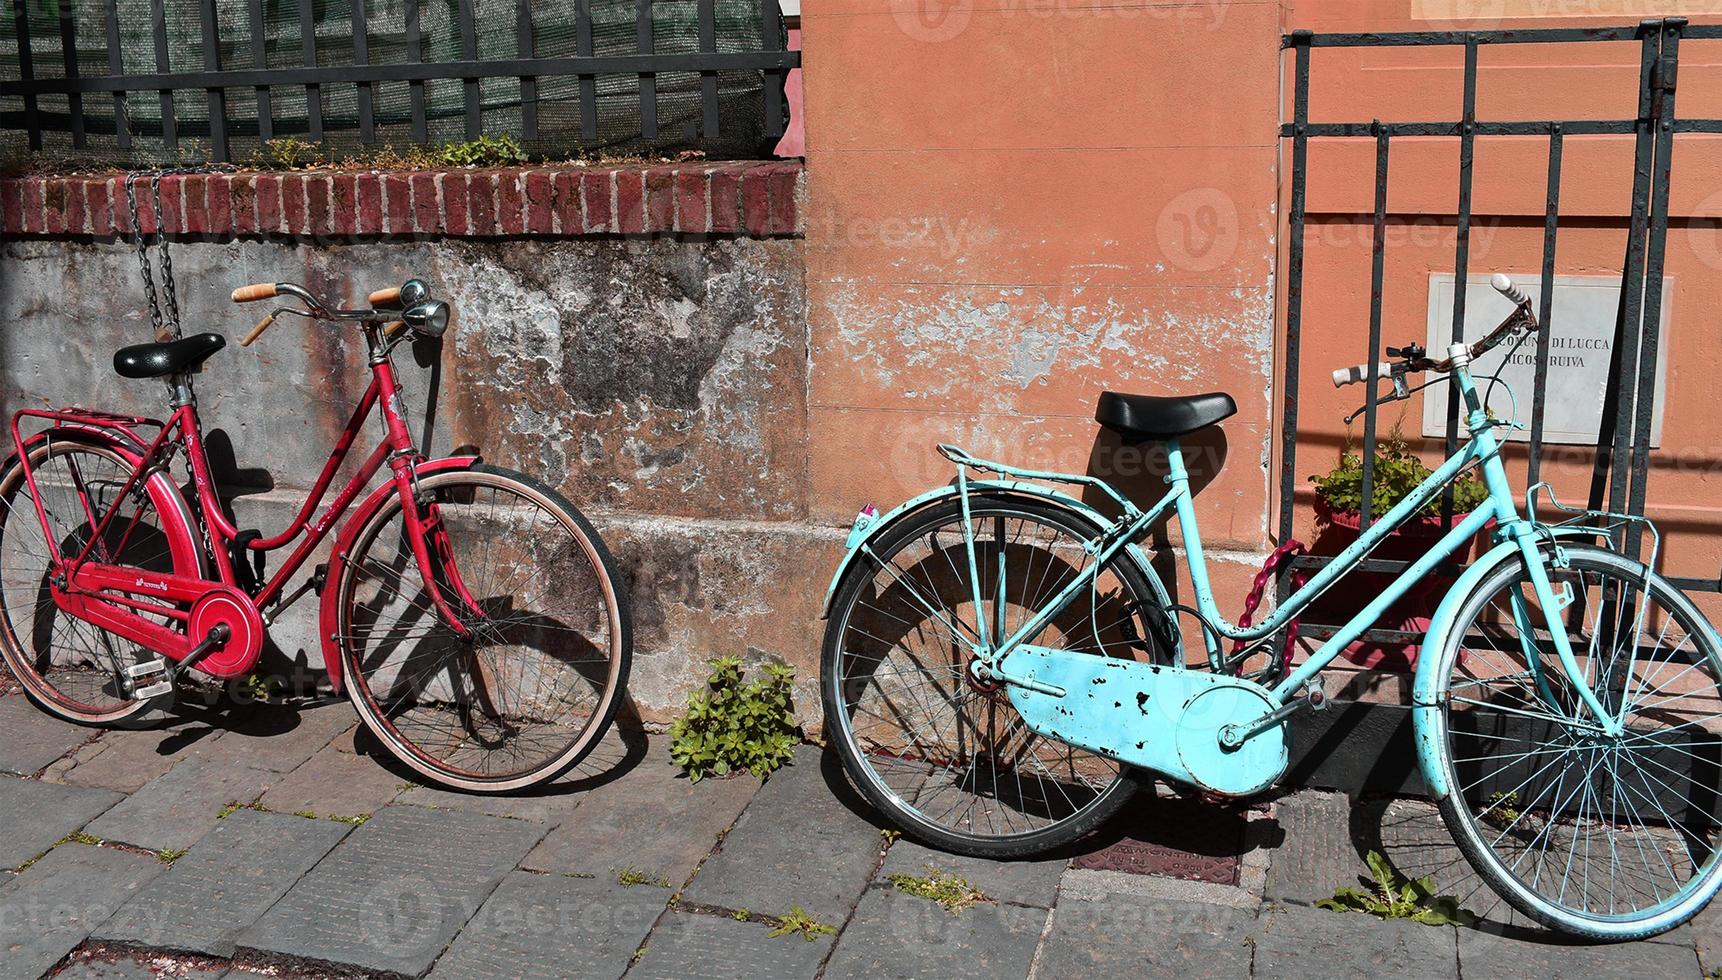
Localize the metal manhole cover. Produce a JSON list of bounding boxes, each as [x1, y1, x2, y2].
[[1073, 795, 1246, 885]]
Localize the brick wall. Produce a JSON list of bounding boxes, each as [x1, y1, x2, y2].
[[0, 163, 803, 240]]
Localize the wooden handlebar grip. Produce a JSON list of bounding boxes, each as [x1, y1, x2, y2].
[[383, 320, 408, 339], [241, 312, 277, 347], [231, 283, 278, 303], [368, 286, 403, 307]]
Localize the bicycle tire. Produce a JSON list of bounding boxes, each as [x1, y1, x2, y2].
[[822, 491, 1173, 858], [335, 464, 632, 792]]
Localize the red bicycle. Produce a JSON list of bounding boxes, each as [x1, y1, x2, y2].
[[0, 278, 631, 792]]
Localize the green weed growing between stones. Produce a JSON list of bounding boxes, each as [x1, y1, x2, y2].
[[670, 657, 799, 783], [767, 907, 836, 941], [615, 867, 671, 888], [1317, 850, 1476, 927], [886, 866, 991, 914]]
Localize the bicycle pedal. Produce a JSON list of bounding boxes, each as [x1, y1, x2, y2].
[[123, 659, 169, 680], [132, 680, 175, 700]]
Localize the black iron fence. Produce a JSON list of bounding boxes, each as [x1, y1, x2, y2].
[[1276, 17, 1722, 651], [0, 0, 799, 163]]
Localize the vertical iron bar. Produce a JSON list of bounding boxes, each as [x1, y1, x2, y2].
[[298, 0, 321, 144], [404, 0, 426, 142], [1277, 32, 1312, 546], [57, 0, 83, 148], [459, 0, 480, 138], [637, 0, 657, 139], [699, 0, 719, 137], [150, 0, 173, 151], [199, 0, 225, 160], [1440, 36, 1478, 529], [12, 0, 38, 150], [104, 0, 128, 149], [1589, 23, 1660, 521], [1625, 19, 1682, 556], [1359, 127, 1390, 531], [575, 0, 597, 143], [517, 0, 537, 141], [760, 0, 785, 139], [248, 0, 272, 142], [1527, 125, 1562, 487], [352, 0, 373, 143]]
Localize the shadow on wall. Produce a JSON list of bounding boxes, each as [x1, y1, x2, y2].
[[1079, 424, 1229, 610]]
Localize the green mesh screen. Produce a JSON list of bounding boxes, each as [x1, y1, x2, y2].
[[1, 0, 786, 164]]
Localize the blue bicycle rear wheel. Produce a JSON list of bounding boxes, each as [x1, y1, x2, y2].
[[1431, 543, 1722, 939]]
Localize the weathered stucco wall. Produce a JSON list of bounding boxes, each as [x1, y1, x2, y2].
[[0, 235, 829, 723]]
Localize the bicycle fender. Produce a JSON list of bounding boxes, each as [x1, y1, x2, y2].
[[1411, 527, 1602, 801], [2, 427, 204, 579], [820, 480, 1167, 621], [317, 455, 481, 693]]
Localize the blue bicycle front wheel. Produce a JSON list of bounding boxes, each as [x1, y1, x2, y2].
[[1431, 543, 1722, 940]]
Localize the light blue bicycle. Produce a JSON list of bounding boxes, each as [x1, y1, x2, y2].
[[820, 274, 1722, 939]]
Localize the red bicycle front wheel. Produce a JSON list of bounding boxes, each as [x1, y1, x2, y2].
[[334, 464, 631, 792]]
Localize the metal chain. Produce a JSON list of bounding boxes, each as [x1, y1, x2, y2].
[[122, 164, 234, 343], [1232, 539, 1309, 674]]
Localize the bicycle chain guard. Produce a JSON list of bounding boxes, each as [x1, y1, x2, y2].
[[999, 644, 1289, 797]]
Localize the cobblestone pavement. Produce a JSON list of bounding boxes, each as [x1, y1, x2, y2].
[[0, 691, 1716, 979]]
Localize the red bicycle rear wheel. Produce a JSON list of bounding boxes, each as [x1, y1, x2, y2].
[[0, 435, 203, 725]]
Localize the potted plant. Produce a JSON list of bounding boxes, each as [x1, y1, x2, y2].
[[1304, 434, 1491, 671]]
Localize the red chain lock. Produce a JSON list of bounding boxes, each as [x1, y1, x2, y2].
[[1231, 540, 1310, 674]]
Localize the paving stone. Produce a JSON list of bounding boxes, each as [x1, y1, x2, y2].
[[1457, 922, 1701, 978], [44, 723, 218, 794], [1254, 904, 1458, 978], [396, 781, 588, 826], [1262, 789, 1356, 906], [257, 743, 407, 819], [1033, 895, 1259, 979], [522, 745, 758, 882], [823, 886, 1047, 980], [52, 950, 229, 979], [94, 807, 352, 957], [427, 871, 667, 980], [195, 701, 359, 773], [0, 775, 121, 870], [0, 693, 94, 775], [680, 745, 879, 923], [1694, 898, 1722, 974], [629, 912, 832, 980], [878, 839, 1066, 910], [0, 844, 162, 980], [235, 803, 544, 977], [84, 756, 275, 852]]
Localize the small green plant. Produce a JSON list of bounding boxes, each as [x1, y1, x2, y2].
[[630, 944, 648, 964], [60, 831, 102, 847], [1311, 435, 1488, 520], [295, 810, 318, 820], [733, 907, 751, 921], [886, 866, 991, 914], [615, 867, 671, 888], [329, 813, 369, 826], [239, 673, 282, 704], [157, 847, 188, 865], [435, 134, 525, 168], [1481, 791, 1521, 829], [218, 801, 269, 819], [880, 828, 901, 845], [1316, 850, 1476, 926], [670, 657, 800, 783], [258, 136, 322, 170], [768, 906, 836, 942]]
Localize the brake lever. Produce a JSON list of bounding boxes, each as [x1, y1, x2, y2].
[[1343, 363, 1413, 425]]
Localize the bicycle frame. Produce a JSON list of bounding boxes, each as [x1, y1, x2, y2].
[[9, 323, 481, 679], [951, 359, 1621, 733]]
